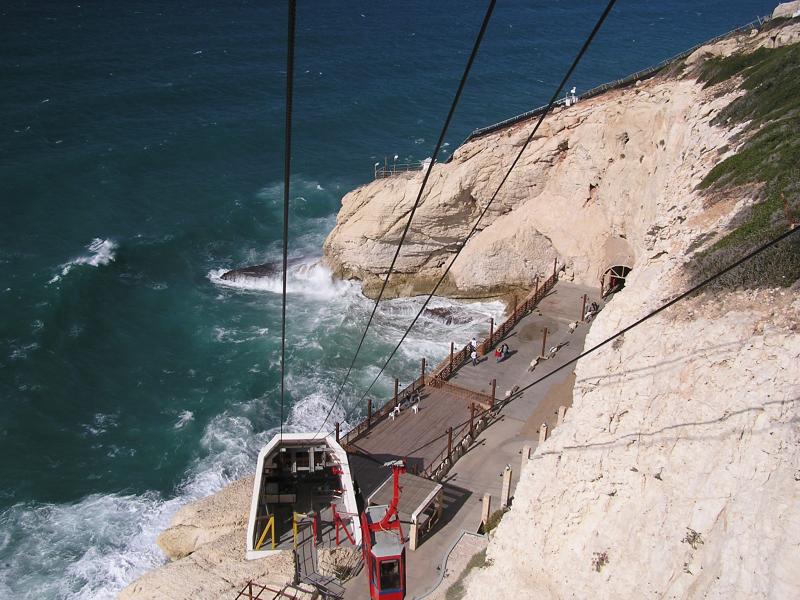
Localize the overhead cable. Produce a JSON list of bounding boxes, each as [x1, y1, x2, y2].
[[278, 0, 297, 441], [314, 0, 498, 438], [346, 0, 620, 420]]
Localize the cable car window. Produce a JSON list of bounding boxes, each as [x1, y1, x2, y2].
[[380, 559, 401, 589]]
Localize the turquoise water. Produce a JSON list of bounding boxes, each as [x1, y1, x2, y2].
[[0, 1, 777, 597]]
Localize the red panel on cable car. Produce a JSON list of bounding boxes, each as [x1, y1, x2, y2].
[[360, 461, 407, 600]]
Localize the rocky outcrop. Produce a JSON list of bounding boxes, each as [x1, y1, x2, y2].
[[220, 257, 310, 285], [118, 529, 295, 600], [156, 477, 252, 561], [323, 21, 800, 300], [119, 479, 361, 599], [118, 477, 296, 600], [774, 1, 800, 18]]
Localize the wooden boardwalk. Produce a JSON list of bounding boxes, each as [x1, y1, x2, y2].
[[450, 281, 594, 396], [342, 273, 594, 481], [341, 270, 573, 483], [348, 385, 487, 475]]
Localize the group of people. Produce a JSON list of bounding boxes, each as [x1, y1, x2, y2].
[[494, 343, 510, 363], [469, 336, 512, 366]]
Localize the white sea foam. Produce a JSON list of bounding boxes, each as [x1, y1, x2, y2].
[[0, 407, 271, 599], [0, 492, 181, 599], [82, 413, 119, 437], [49, 238, 117, 283], [212, 325, 270, 345], [9, 342, 39, 361], [174, 410, 194, 429], [209, 259, 355, 299]]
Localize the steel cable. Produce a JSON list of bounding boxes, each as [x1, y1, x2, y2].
[[278, 0, 297, 441], [344, 0, 620, 424], [313, 0, 498, 438]]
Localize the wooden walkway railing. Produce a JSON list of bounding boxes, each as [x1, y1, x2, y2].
[[339, 261, 560, 457], [234, 581, 302, 600], [420, 402, 499, 480], [427, 379, 493, 410]]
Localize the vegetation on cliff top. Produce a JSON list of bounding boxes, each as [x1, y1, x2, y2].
[[690, 39, 800, 289]]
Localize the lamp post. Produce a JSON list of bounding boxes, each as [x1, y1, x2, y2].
[[374, 161, 380, 178], [393, 154, 399, 174]]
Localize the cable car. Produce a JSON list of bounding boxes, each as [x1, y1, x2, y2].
[[360, 461, 407, 600]]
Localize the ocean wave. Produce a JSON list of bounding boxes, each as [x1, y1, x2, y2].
[[81, 413, 120, 437], [173, 410, 194, 429], [9, 341, 39, 361], [208, 259, 356, 299], [212, 325, 270, 344], [0, 408, 271, 599], [0, 492, 180, 600], [283, 371, 349, 434], [49, 238, 117, 284]]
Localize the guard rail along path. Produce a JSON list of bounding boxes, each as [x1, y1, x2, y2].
[[338, 259, 561, 466], [372, 16, 768, 177], [374, 161, 425, 179]]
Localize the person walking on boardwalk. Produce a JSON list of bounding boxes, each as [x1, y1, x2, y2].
[[470, 337, 477, 351], [471, 349, 478, 366]]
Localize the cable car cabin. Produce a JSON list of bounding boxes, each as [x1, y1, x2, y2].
[[361, 504, 406, 600], [244, 432, 361, 559]]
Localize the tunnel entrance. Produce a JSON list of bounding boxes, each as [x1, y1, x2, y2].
[[601, 265, 631, 297]]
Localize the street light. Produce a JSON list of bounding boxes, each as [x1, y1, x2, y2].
[[393, 154, 399, 174]]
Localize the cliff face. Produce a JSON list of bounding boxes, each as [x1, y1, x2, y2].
[[323, 22, 800, 300], [458, 22, 800, 600], [462, 274, 800, 599]]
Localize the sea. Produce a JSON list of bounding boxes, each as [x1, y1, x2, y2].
[[0, 1, 777, 597]]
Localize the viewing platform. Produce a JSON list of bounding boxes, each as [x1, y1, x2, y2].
[[341, 268, 603, 599]]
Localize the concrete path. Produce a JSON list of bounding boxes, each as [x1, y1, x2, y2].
[[344, 282, 601, 599], [450, 282, 595, 396]]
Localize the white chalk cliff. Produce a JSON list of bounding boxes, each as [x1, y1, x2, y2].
[[460, 20, 800, 600], [323, 22, 799, 300]]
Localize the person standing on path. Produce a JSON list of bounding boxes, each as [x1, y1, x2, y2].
[[471, 349, 478, 366], [470, 337, 477, 351]]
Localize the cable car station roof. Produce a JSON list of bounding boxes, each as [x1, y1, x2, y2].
[[368, 472, 443, 525]]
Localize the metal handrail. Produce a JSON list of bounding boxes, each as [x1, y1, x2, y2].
[[374, 162, 424, 179]]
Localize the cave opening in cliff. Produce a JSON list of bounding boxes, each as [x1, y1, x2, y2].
[[601, 265, 631, 297]]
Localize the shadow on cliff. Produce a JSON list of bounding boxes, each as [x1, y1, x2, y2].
[[575, 338, 749, 385], [533, 396, 799, 456]]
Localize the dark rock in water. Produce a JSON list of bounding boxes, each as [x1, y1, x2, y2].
[[423, 307, 471, 325], [221, 262, 278, 281], [221, 257, 306, 281]]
